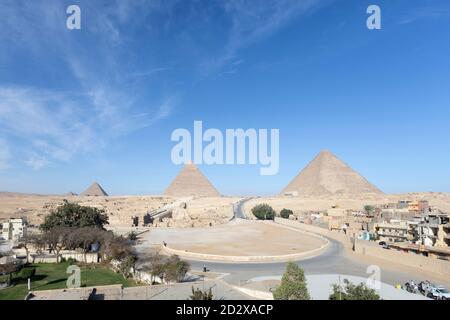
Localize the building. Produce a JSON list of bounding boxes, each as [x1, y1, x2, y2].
[[374, 220, 411, 243], [444, 220, 450, 247], [380, 208, 415, 221], [416, 214, 449, 247], [396, 200, 411, 209], [408, 200, 429, 215], [326, 208, 347, 230], [1, 218, 27, 241]]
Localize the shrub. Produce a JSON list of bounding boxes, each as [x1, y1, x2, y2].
[[190, 287, 213, 300], [251, 204, 276, 220], [280, 209, 293, 219], [329, 279, 381, 300], [17, 267, 36, 280], [127, 231, 138, 241]]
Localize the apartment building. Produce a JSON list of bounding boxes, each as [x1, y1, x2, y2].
[[1, 218, 27, 241], [374, 220, 411, 243]]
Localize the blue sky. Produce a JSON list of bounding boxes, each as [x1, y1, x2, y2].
[[0, 0, 450, 195]]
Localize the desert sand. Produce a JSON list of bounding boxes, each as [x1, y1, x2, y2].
[[244, 193, 450, 215], [140, 219, 326, 256]]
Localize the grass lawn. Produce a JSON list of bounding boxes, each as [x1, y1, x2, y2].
[[0, 262, 138, 300]]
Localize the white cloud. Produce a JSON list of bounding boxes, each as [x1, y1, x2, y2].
[[154, 98, 175, 121], [398, 6, 450, 25], [201, 0, 327, 73], [25, 156, 49, 171]]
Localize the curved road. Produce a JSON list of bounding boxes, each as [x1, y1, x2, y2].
[[186, 199, 445, 288]]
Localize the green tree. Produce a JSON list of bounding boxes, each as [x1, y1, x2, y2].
[[118, 255, 137, 279], [251, 204, 276, 220], [329, 279, 381, 300], [189, 287, 213, 300], [164, 255, 191, 283], [127, 231, 138, 241], [364, 205, 375, 214], [40, 200, 109, 231], [141, 251, 166, 284], [273, 262, 310, 300], [17, 233, 42, 264], [280, 208, 294, 219]]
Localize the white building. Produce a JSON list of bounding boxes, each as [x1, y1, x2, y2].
[[1, 218, 27, 241]]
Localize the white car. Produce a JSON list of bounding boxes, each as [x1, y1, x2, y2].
[[427, 286, 450, 300]]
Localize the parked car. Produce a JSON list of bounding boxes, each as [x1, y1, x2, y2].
[[427, 286, 450, 300], [402, 281, 419, 294], [419, 281, 435, 295]]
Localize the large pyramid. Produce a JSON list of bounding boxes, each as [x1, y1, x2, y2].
[[282, 150, 382, 196], [81, 182, 109, 197], [164, 164, 221, 197]]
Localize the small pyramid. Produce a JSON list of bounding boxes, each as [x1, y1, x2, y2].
[[282, 150, 382, 196], [81, 182, 109, 197], [164, 163, 221, 197], [66, 192, 78, 196]]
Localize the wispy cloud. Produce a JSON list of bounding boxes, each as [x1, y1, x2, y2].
[[0, 87, 98, 163], [25, 155, 49, 171], [202, 0, 326, 72], [0, 0, 327, 171], [154, 97, 175, 121], [0, 1, 178, 170], [398, 6, 450, 25]]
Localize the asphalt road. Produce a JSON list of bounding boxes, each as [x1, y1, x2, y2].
[[187, 235, 442, 288], [188, 199, 445, 288], [232, 198, 251, 219], [138, 199, 447, 291]]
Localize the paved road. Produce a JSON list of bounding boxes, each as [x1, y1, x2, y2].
[[187, 235, 442, 288], [232, 198, 251, 220], [138, 200, 448, 296], [186, 200, 447, 289]]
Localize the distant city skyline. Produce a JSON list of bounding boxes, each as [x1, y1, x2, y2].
[[1, 0, 450, 195]]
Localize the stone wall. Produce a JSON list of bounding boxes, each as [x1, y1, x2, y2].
[[354, 241, 450, 277]]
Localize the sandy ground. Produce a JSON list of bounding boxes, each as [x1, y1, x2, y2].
[[139, 220, 326, 256], [0, 193, 238, 228], [0, 193, 173, 226], [244, 192, 450, 214]]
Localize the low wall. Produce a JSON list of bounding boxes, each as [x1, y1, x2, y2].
[[230, 285, 273, 300], [354, 241, 450, 278], [30, 252, 99, 264], [274, 218, 450, 278], [161, 242, 328, 263]]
